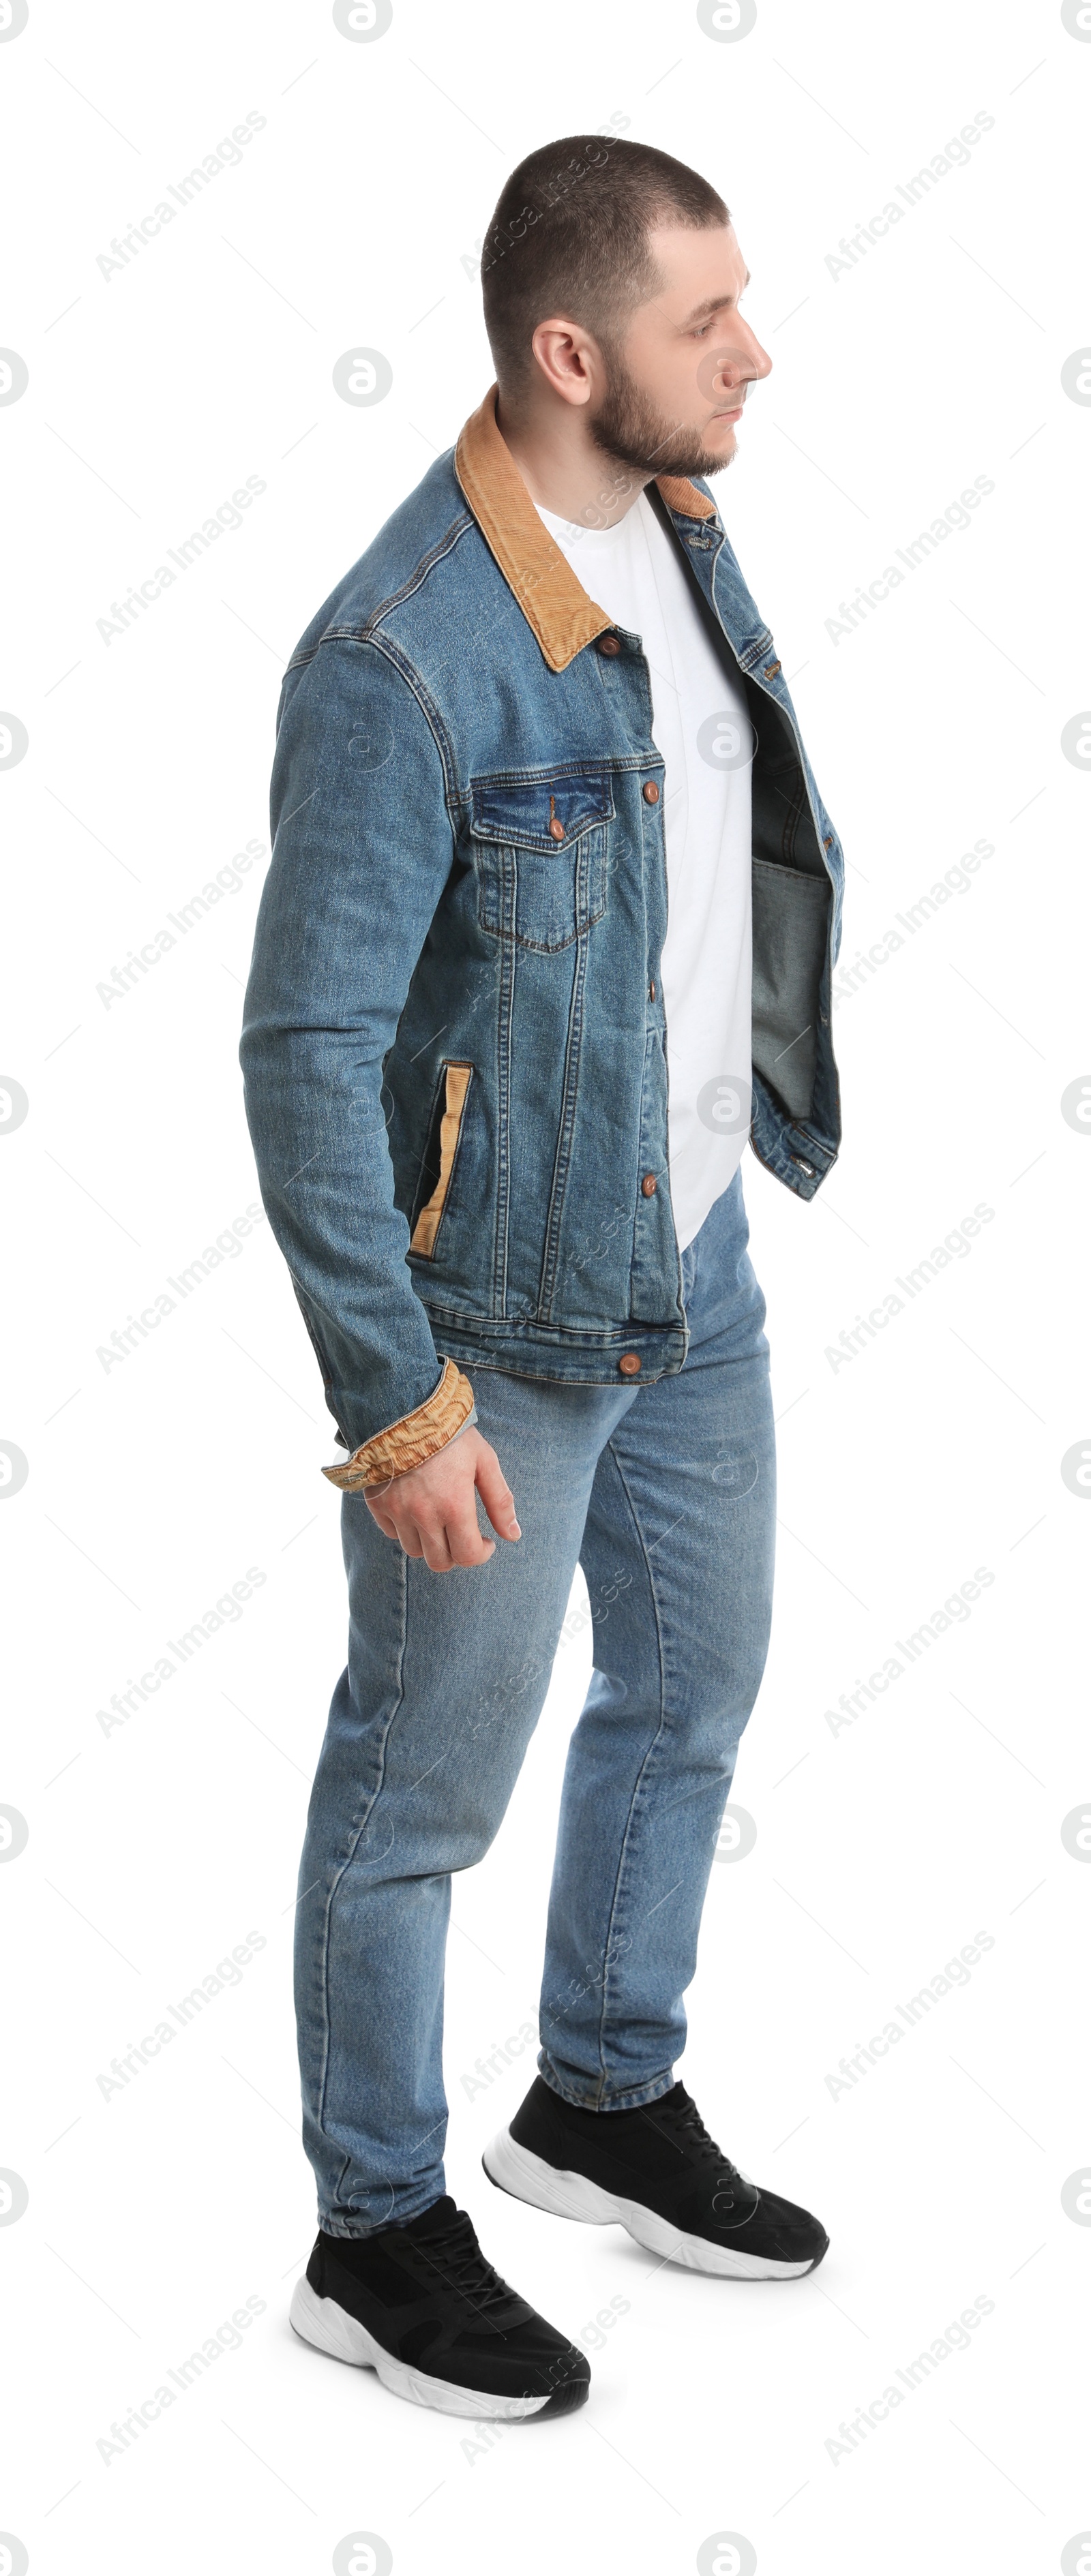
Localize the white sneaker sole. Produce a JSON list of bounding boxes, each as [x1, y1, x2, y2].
[[288, 2273, 555, 2420], [482, 2127, 818, 2279]]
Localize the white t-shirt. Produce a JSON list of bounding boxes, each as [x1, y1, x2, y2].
[[535, 492, 752, 1253]]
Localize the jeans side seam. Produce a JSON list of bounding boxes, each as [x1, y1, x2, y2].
[[593, 1436, 670, 2104], [314, 1539, 410, 2177]]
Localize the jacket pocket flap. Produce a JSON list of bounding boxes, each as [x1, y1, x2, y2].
[[470, 770, 615, 851]]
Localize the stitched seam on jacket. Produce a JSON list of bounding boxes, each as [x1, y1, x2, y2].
[[361, 633, 461, 813], [538, 930, 590, 1320], [285, 511, 475, 670], [492, 930, 515, 1320]]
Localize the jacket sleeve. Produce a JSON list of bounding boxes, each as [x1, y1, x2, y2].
[[240, 635, 474, 1479]]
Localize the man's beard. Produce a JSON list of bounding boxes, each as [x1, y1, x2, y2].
[[589, 349, 741, 483]]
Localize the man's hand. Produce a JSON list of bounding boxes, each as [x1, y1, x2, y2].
[[364, 1427, 520, 1572]]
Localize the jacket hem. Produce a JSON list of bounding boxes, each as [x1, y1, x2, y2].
[[426, 1309, 689, 1384]]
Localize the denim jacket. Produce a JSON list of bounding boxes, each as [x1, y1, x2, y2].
[[240, 389, 843, 1483]]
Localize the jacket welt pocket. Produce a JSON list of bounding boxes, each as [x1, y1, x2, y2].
[[409, 1061, 474, 1257]]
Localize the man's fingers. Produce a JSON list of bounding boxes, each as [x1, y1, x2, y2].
[[450, 1531, 496, 1567], [361, 1427, 515, 1570], [399, 1506, 494, 1572], [475, 1448, 522, 1541], [438, 1498, 496, 1568], [417, 1521, 455, 1573], [365, 1496, 494, 1569]]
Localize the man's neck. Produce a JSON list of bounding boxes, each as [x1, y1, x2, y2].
[[496, 394, 651, 532]]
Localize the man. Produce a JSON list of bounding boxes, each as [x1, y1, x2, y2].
[[241, 136, 843, 2425]]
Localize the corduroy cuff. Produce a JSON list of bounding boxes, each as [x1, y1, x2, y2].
[[321, 1358, 475, 1492]]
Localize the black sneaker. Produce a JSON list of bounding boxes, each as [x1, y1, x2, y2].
[[484, 2078, 828, 2280], [288, 2194, 590, 2419]]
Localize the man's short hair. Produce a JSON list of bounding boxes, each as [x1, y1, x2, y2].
[[481, 136, 728, 391]]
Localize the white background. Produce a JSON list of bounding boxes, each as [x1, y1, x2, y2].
[[1, 2, 1088, 2571]]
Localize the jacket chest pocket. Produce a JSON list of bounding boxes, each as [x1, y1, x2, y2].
[[468, 769, 614, 952]]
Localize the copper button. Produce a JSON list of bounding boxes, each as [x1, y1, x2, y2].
[[549, 818, 565, 841], [618, 1352, 642, 1377], [648, 979, 656, 1001], [641, 1173, 657, 1198], [597, 632, 621, 656], [642, 780, 660, 804]]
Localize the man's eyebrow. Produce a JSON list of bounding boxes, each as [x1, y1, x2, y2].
[[679, 273, 751, 327]]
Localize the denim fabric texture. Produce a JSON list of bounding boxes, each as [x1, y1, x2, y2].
[[239, 391, 843, 1459], [295, 1170, 775, 2233]]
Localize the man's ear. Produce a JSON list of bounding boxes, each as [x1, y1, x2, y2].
[[528, 318, 597, 406]]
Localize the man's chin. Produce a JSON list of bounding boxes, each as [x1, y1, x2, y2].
[[648, 421, 740, 478], [589, 401, 741, 483], [652, 438, 736, 480]]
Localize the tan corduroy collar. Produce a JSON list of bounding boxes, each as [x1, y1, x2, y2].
[[453, 385, 717, 674]]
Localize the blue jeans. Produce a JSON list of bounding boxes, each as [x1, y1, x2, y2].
[[295, 1170, 775, 2234]]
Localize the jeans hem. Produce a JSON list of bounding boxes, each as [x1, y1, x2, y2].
[[316, 2187, 445, 2239], [536, 2052, 677, 2113]]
